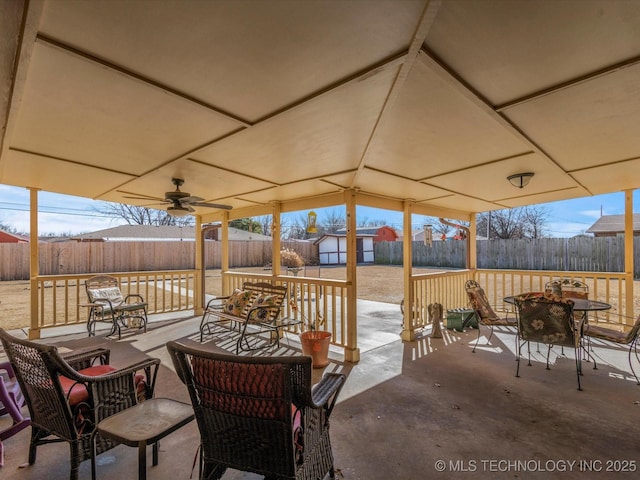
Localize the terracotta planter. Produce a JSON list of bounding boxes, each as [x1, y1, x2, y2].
[[300, 331, 331, 368]]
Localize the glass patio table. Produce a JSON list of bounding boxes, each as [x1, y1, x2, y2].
[[503, 295, 611, 326]]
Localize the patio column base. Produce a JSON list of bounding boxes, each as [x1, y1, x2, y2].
[[400, 328, 415, 342], [344, 346, 360, 363]]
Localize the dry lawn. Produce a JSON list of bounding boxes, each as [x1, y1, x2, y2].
[[2, 265, 638, 331], [0, 266, 440, 331]]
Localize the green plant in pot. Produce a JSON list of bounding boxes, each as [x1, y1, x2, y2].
[[290, 299, 331, 368]]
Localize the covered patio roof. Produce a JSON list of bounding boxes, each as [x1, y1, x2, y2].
[[2, 1, 640, 221]]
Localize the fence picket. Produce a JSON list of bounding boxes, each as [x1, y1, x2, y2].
[[0, 240, 316, 281]]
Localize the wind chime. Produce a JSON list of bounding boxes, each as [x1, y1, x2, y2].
[[423, 224, 433, 247]]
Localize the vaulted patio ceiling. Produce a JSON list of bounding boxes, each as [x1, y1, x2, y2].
[[2, 0, 640, 223]]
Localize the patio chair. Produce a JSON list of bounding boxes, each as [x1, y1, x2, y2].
[[546, 278, 590, 353], [0, 329, 160, 480], [167, 341, 346, 480], [0, 361, 30, 467], [85, 275, 148, 339], [513, 293, 583, 390], [465, 280, 517, 353], [582, 313, 640, 385]]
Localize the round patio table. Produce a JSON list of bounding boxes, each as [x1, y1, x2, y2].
[[503, 295, 611, 313]]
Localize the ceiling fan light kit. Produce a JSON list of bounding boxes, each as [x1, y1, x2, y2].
[[167, 206, 191, 217]]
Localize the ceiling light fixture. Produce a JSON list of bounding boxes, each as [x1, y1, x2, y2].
[[167, 206, 191, 218], [507, 172, 534, 188]]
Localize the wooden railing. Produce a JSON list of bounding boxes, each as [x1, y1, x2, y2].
[[221, 271, 350, 349], [408, 270, 474, 329], [33, 270, 196, 333], [406, 268, 636, 333]]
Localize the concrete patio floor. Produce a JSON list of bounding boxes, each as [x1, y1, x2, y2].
[[2, 301, 640, 479]]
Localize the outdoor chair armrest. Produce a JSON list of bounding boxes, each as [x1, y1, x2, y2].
[[310, 372, 346, 416], [61, 347, 111, 370], [91, 296, 117, 313], [204, 296, 231, 311], [123, 293, 145, 304]]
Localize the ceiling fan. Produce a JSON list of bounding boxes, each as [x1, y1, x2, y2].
[[124, 178, 232, 217]]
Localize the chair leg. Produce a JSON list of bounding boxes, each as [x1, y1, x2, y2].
[[472, 326, 482, 353], [586, 337, 598, 370], [545, 345, 552, 370], [69, 441, 81, 480], [574, 347, 582, 391], [629, 341, 640, 385], [487, 325, 495, 343]]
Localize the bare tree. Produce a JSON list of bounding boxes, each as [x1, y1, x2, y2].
[[256, 215, 273, 236], [321, 208, 345, 234], [521, 205, 549, 238], [358, 217, 386, 227], [0, 221, 17, 233], [281, 215, 307, 240], [96, 203, 193, 226], [476, 206, 549, 239], [422, 216, 465, 239]]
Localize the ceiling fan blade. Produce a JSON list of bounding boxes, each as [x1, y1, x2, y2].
[[123, 194, 166, 202], [181, 195, 204, 203], [190, 201, 233, 210]]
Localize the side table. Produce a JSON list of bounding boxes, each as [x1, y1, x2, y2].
[[93, 398, 194, 480]]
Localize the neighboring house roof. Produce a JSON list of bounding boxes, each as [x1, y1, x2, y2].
[[335, 226, 397, 236], [70, 225, 272, 241], [586, 214, 640, 234], [0, 229, 29, 243]]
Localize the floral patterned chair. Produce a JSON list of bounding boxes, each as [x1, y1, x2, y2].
[[465, 280, 517, 353], [583, 313, 640, 385], [514, 293, 583, 390]]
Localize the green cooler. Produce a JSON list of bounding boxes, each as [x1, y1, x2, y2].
[[445, 308, 478, 332]]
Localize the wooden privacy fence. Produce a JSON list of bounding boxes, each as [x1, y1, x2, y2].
[[375, 236, 640, 277], [0, 240, 317, 281]]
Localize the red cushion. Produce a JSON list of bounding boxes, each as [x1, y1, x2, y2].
[[59, 365, 117, 406]]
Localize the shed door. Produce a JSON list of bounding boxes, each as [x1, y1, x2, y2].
[[356, 238, 364, 263]]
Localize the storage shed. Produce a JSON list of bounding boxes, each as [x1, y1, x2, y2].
[[314, 233, 375, 265]]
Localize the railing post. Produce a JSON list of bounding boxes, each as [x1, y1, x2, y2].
[[401, 200, 415, 341], [624, 190, 635, 321], [344, 189, 360, 362], [29, 188, 41, 339]]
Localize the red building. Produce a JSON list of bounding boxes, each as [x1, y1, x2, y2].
[[335, 226, 399, 242], [0, 229, 28, 243]]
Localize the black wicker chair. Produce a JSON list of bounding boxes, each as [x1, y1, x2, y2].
[[0, 329, 160, 480], [167, 341, 346, 480]]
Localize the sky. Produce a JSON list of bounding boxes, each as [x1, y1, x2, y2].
[[0, 183, 638, 238]]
